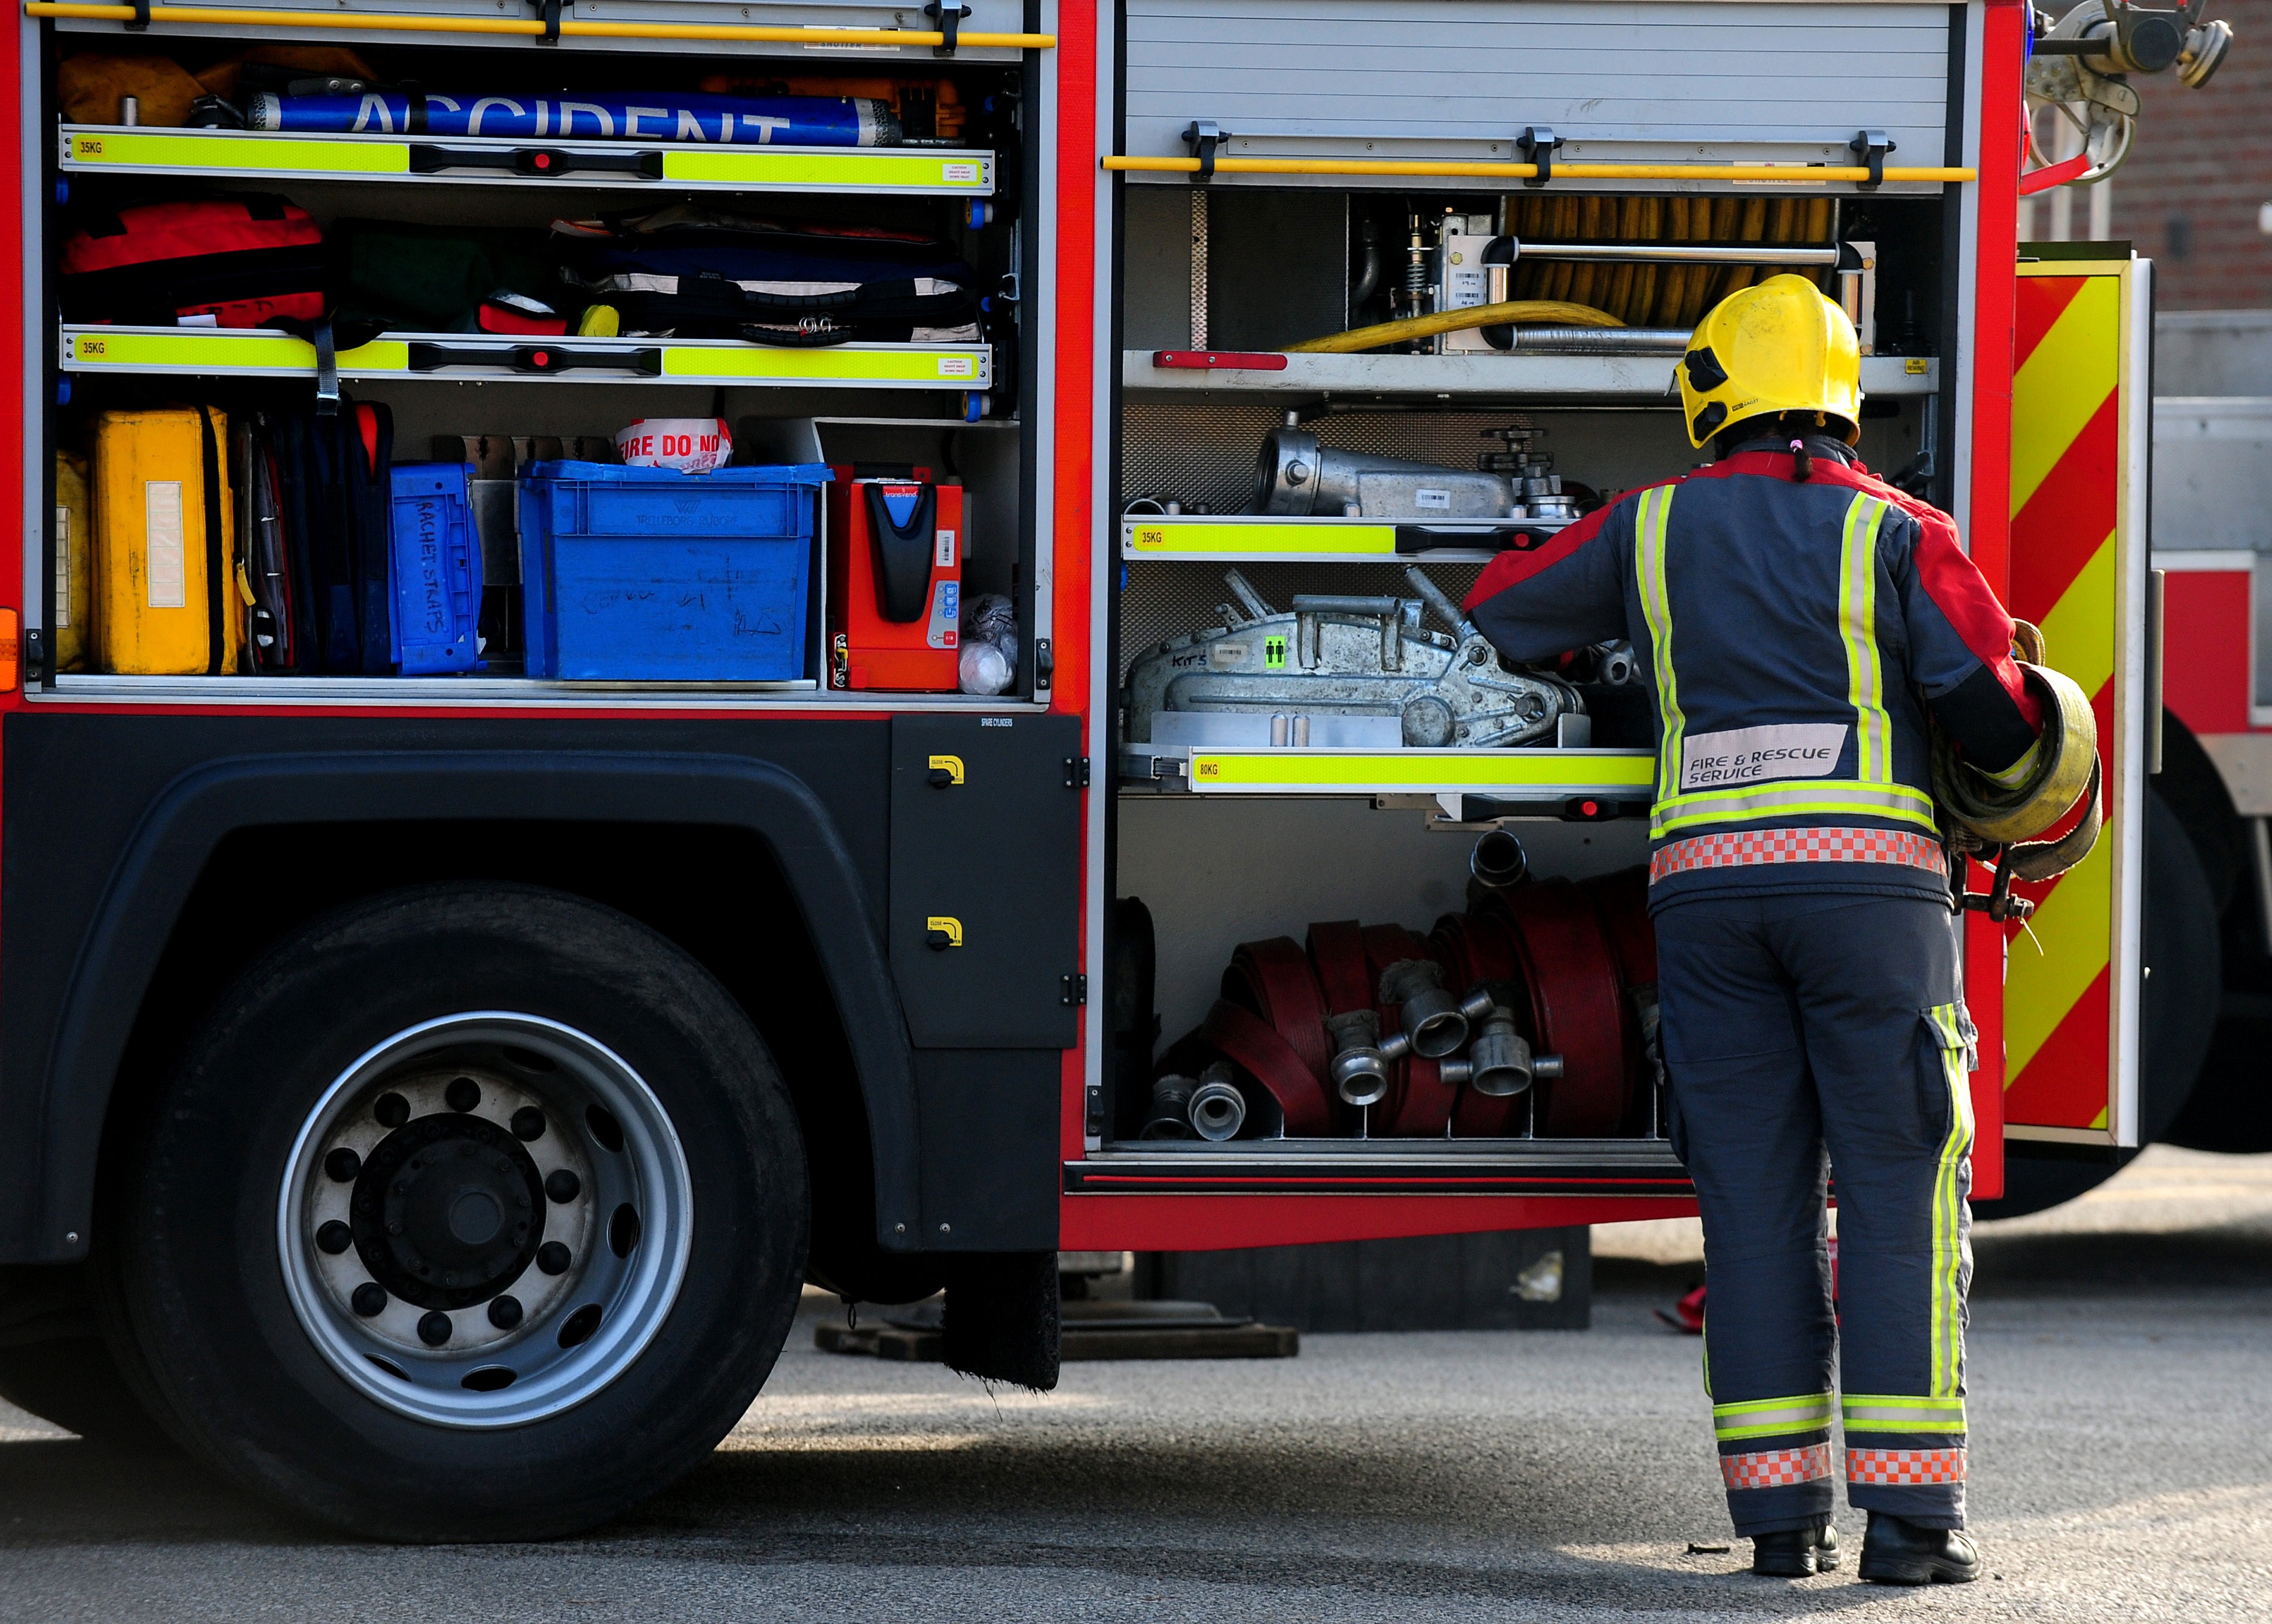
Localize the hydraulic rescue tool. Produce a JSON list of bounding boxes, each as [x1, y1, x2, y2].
[[1122, 566, 1584, 750]]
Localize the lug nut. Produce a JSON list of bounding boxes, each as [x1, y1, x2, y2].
[[374, 1092, 411, 1128], [511, 1106, 546, 1141], [538, 1241, 572, 1275], [417, 1311, 453, 1347], [352, 1283, 387, 1317], [488, 1295, 524, 1330], [316, 1220, 353, 1255], [324, 1147, 362, 1183], [445, 1076, 481, 1113], [544, 1170, 582, 1204]]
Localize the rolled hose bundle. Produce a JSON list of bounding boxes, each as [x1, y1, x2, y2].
[[1930, 619, 2102, 882]]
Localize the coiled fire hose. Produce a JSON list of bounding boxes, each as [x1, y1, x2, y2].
[[1286, 300, 1622, 355], [1930, 619, 2103, 921]]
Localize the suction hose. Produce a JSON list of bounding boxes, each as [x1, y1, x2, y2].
[[1287, 300, 1622, 355]]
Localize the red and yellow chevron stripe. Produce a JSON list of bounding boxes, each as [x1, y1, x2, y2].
[[2002, 265, 2132, 1135]]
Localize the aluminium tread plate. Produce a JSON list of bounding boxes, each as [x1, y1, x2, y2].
[[61, 326, 992, 390], [1065, 1141, 1690, 1198], [60, 126, 994, 196]]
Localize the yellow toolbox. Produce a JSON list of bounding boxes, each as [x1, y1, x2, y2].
[[91, 407, 240, 675], [53, 451, 90, 673]]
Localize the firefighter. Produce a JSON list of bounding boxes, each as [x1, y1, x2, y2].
[[1464, 274, 2047, 1584]]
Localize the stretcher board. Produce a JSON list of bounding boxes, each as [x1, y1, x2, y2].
[[60, 126, 994, 196], [60, 326, 992, 390], [2001, 258, 2151, 1147]]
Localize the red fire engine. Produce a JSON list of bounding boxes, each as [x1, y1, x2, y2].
[[0, 0, 2235, 1540]]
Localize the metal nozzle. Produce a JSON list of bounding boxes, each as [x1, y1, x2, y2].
[[1470, 829, 1529, 890]]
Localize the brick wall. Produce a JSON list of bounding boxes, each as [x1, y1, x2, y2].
[[2099, 1, 2272, 309]]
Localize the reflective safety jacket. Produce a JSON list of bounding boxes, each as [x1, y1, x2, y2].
[[1464, 435, 2044, 909]]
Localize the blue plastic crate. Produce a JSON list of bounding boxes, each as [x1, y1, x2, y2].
[[387, 462, 484, 674], [518, 460, 829, 681]]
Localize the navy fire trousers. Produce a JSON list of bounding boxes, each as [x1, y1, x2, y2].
[[1656, 892, 1975, 1537]]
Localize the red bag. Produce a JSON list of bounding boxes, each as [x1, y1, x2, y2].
[[60, 196, 325, 329]]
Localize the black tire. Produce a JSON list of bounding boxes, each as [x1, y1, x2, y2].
[[98, 884, 808, 1541], [0, 1335, 164, 1446], [1976, 789, 2222, 1220]]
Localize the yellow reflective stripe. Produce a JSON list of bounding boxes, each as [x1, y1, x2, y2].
[[1712, 1391, 1835, 1441], [1926, 1003, 1976, 1398], [659, 346, 987, 384], [1978, 737, 2041, 790], [662, 148, 989, 190], [1634, 486, 1683, 805], [1840, 493, 1892, 782], [1649, 778, 1940, 838], [67, 129, 410, 173], [1122, 521, 1398, 556], [1184, 750, 1655, 791], [1842, 1394, 1968, 1434], [67, 329, 411, 373]]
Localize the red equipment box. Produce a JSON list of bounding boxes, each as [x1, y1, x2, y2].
[[826, 467, 963, 691]]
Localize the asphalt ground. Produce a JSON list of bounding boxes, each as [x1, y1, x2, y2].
[[4, 1146, 2269, 1622]]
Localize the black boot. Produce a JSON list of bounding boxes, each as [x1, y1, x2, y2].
[[1751, 1522, 1840, 1577], [1858, 1512, 1980, 1585]]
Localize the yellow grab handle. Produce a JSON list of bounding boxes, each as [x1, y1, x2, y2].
[[24, 2, 1053, 48], [1104, 155, 1973, 184]]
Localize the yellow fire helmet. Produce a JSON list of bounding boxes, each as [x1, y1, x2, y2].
[[1678, 273, 1863, 449]]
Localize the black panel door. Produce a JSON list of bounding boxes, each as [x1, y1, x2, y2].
[[889, 714, 1083, 1048]]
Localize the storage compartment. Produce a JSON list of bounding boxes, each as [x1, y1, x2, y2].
[[1096, 158, 1966, 1170], [520, 460, 828, 681], [30, 22, 1039, 699]]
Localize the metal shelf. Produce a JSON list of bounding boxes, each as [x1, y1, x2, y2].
[[1120, 514, 1561, 563], [61, 325, 992, 391], [1121, 743, 1656, 802], [1123, 349, 1940, 402], [59, 124, 994, 197]]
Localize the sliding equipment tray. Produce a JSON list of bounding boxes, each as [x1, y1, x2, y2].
[[1121, 513, 1565, 563], [1123, 349, 1941, 402], [61, 326, 992, 390], [1120, 744, 1656, 810], [59, 126, 994, 197]]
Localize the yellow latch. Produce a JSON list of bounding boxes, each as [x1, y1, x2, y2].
[[927, 754, 966, 787], [926, 917, 964, 950]]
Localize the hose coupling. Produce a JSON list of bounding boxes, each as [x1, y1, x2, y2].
[[1469, 828, 1529, 890], [1378, 958, 1479, 1058], [1465, 1006, 1563, 1097], [1186, 1061, 1247, 1142], [1140, 1074, 1198, 1138], [1326, 1009, 1406, 1106]]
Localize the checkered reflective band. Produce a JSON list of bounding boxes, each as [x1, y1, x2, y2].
[[1650, 825, 1950, 883], [1845, 1446, 1967, 1485], [1720, 1443, 1834, 1490]]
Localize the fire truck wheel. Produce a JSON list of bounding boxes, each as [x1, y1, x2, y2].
[[97, 883, 809, 1541]]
